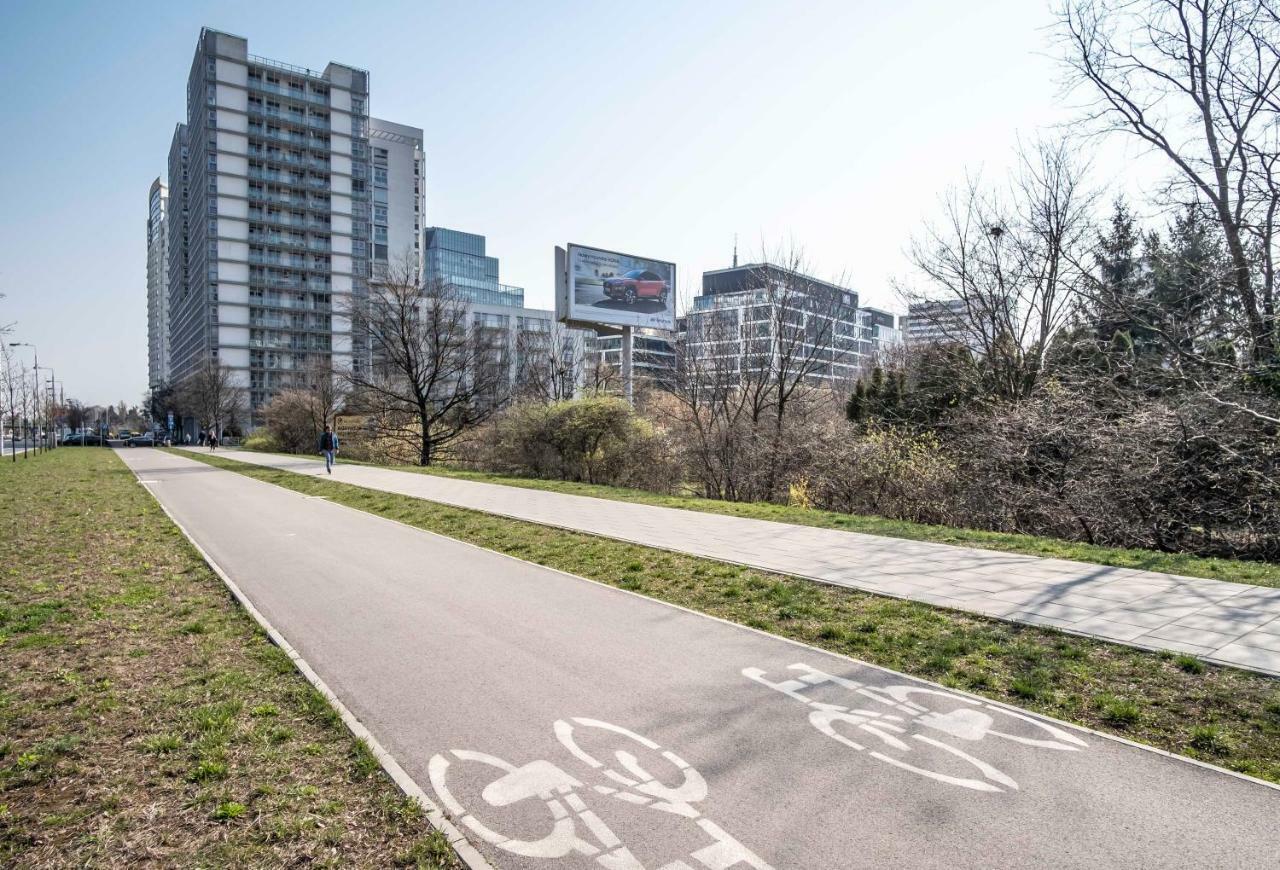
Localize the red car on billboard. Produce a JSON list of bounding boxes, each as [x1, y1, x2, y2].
[[603, 269, 670, 305]]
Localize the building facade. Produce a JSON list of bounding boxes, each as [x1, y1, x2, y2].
[[685, 263, 898, 388], [424, 227, 525, 307], [589, 332, 677, 388], [160, 28, 422, 425], [422, 227, 594, 396], [146, 178, 170, 389], [904, 298, 969, 346]]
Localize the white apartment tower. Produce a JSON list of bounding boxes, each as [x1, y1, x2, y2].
[[146, 178, 170, 388], [163, 28, 422, 424]]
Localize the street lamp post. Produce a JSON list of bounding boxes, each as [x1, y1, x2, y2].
[[46, 375, 62, 449]]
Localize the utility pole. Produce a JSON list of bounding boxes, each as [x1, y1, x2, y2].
[[621, 325, 634, 406]]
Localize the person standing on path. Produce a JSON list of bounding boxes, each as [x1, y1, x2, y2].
[[319, 424, 339, 474], [208, 428, 218, 452]]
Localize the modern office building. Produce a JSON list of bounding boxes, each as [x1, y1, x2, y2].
[[424, 227, 525, 307], [905, 299, 964, 345], [160, 27, 423, 424], [146, 178, 170, 389], [904, 298, 1000, 351], [589, 332, 677, 388], [685, 263, 896, 387], [422, 227, 592, 395]]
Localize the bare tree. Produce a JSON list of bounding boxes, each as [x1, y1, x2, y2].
[[1057, 0, 1280, 397], [515, 321, 586, 403], [177, 360, 247, 439], [901, 137, 1095, 400], [345, 261, 510, 466], [669, 306, 759, 500], [739, 247, 854, 428]]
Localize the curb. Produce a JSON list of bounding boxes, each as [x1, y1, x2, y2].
[[127, 459, 495, 870]]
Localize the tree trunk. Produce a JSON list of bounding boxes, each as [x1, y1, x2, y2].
[[419, 412, 433, 466]]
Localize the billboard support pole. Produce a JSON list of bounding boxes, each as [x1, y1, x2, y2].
[[621, 325, 634, 406]]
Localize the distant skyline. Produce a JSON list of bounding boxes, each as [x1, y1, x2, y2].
[[0, 0, 1163, 405]]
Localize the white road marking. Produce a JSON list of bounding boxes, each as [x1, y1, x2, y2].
[[743, 663, 1086, 793], [430, 718, 774, 868]]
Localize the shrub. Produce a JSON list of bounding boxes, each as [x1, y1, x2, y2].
[[241, 433, 280, 453], [262, 389, 322, 454], [482, 397, 680, 490]]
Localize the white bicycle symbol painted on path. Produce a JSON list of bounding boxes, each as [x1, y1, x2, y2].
[[429, 717, 774, 869], [743, 663, 1087, 793]]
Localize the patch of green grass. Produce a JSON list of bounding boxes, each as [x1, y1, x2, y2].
[[185, 448, 1280, 786], [0, 449, 460, 867], [1190, 725, 1231, 755], [142, 734, 183, 754], [242, 447, 1280, 588], [1098, 695, 1142, 727], [1176, 655, 1206, 675], [212, 801, 248, 821]]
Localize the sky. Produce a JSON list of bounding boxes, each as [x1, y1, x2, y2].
[[0, 0, 1161, 406]]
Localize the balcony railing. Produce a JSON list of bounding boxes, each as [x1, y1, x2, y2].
[[246, 77, 329, 106]]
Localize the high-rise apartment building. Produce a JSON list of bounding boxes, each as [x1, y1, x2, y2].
[[160, 28, 422, 425], [369, 118, 424, 277], [146, 178, 170, 389]]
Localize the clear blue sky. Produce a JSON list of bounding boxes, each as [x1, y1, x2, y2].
[[0, 0, 1142, 405]]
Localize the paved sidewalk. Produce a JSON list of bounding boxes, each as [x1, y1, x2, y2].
[[132, 448, 1280, 868], [193, 448, 1280, 676]]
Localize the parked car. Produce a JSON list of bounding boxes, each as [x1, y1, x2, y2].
[[116, 430, 132, 441], [63, 433, 103, 447], [127, 433, 157, 447], [602, 269, 670, 305]]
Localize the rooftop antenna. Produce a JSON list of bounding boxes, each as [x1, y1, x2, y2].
[[732, 233, 738, 268]]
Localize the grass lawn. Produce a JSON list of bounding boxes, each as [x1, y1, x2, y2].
[[182, 449, 1280, 787], [0, 448, 459, 868], [243, 448, 1280, 588]]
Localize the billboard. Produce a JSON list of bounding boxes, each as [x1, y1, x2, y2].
[[561, 244, 677, 331]]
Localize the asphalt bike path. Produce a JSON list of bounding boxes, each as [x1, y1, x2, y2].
[[186, 447, 1280, 678], [130, 449, 1280, 869]]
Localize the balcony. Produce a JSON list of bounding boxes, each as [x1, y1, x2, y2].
[[248, 189, 306, 207], [250, 296, 332, 312], [249, 125, 308, 147], [248, 148, 305, 167], [246, 77, 329, 106]]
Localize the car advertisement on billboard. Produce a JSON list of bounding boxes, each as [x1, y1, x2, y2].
[[565, 244, 677, 331]]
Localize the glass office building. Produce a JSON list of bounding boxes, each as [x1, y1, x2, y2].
[[424, 227, 524, 307]]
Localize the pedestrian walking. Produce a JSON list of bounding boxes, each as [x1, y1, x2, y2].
[[208, 428, 218, 452], [319, 424, 339, 474]]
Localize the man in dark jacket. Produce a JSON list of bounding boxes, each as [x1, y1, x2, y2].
[[319, 425, 339, 474]]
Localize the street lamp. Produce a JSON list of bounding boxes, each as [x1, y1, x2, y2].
[[46, 376, 63, 448], [9, 343, 39, 455]]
